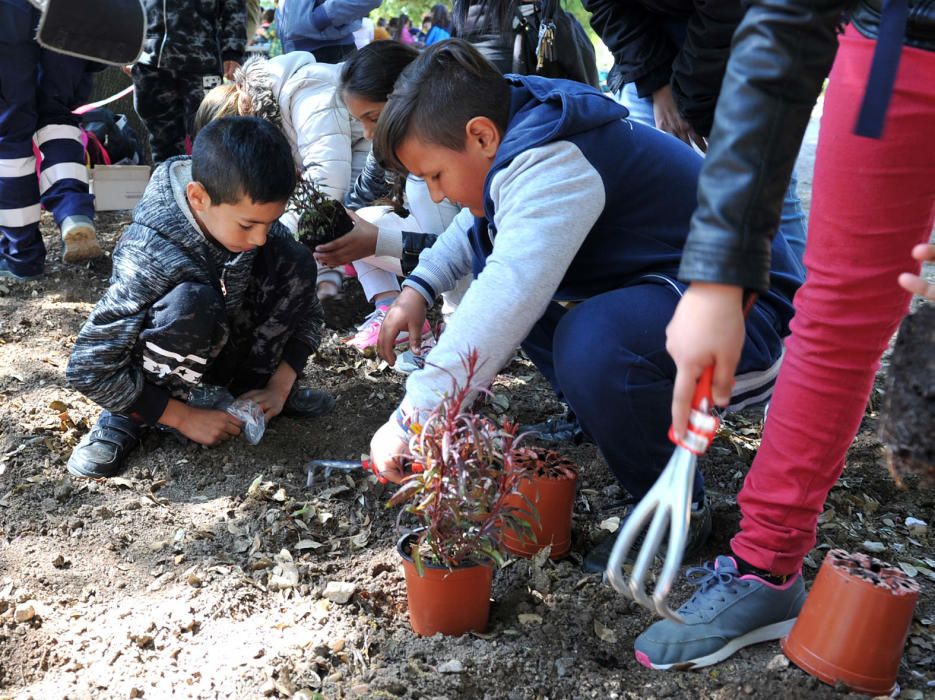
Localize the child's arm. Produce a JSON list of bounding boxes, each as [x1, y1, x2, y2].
[[66, 236, 179, 426], [372, 140, 605, 471], [398, 207, 477, 305], [291, 0, 382, 33]]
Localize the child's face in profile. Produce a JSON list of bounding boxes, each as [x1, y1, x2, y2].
[[187, 182, 286, 253], [397, 123, 498, 216]]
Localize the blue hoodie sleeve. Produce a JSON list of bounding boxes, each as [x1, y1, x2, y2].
[[293, 0, 382, 32]]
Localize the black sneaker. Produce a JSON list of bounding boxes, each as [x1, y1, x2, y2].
[[582, 497, 712, 574], [67, 411, 141, 478], [522, 411, 592, 445], [281, 387, 336, 418]]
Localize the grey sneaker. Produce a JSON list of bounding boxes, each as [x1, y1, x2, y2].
[[61, 215, 103, 263], [634, 555, 806, 670]]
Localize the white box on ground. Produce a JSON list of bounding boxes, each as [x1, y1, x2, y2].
[[91, 165, 151, 211]]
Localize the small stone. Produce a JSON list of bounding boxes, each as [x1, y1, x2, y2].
[[905, 517, 928, 537], [95, 506, 114, 519], [40, 498, 58, 513], [129, 688, 143, 698], [53, 481, 73, 502], [329, 638, 345, 653], [766, 654, 789, 671], [14, 602, 36, 623], [517, 613, 543, 626], [130, 632, 154, 648], [438, 659, 464, 673], [743, 684, 754, 695], [52, 554, 69, 569], [322, 581, 355, 605], [292, 691, 317, 700], [862, 540, 886, 554]]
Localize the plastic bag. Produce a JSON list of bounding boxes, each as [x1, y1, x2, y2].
[[187, 385, 266, 445]]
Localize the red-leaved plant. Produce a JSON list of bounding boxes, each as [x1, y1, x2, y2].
[[388, 350, 533, 574]]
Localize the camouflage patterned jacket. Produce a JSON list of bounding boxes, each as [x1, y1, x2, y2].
[[139, 0, 246, 73], [67, 158, 322, 420]]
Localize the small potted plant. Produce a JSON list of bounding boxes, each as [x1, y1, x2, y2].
[[289, 178, 355, 250], [501, 447, 578, 559], [388, 351, 531, 637]]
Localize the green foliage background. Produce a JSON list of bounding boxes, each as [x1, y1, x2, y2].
[[370, 0, 613, 69]]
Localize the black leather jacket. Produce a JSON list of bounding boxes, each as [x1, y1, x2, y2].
[[584, 0, 745, 136], [852, 0, 935, 50], [679, 0, 932, 294]]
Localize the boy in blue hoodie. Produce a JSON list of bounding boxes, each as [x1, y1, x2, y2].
[[66, 117, 333, 479], [368, 40, 803, 570]]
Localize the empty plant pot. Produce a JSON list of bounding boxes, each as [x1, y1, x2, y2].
[[781, 549, 920, 695], [502, 451, 578, 559], [397, 533, 493, 637]]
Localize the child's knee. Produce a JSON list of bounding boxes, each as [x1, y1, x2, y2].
[[147, 282, 226, 348]]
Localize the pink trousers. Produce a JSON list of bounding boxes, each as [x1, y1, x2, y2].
[[731, 27, 935, 576]]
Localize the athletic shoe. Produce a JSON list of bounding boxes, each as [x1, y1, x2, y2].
[[393, 332, 438, 374], [634, 555, 807, 670], [67, 411, 141, 478], [344, 306, 432, 353], [61, 215, 103, 263], [522, 408, 592, 445], [582, 497, 712, 574], [281, 386, 336, 418], [0, 258, 42, 282]]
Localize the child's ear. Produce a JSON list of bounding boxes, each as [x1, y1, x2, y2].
[[186, 181, 212, 212], [465, 117, 500, 158]]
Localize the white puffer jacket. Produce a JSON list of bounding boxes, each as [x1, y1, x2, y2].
[[257, 52, 370, 215]]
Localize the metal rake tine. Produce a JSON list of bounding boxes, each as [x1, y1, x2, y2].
[[629, 504, 671, 609], [653, 448, 697, 621], [607, 484, 662, 595]]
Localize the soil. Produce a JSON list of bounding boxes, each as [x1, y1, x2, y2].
[[1, 115, 933, 700], [296, 197, 356, 250]]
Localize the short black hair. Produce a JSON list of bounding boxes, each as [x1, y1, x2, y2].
[[191, 116, 297, 205], [373, 39, 510, 174], [339, 41, 420, 103]]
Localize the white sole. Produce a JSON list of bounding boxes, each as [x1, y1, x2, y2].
[[650, 618, 798, 671], [62, 225, 104, 263]]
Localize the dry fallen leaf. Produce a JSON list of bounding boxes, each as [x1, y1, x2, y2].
[[594, 620, 617, 644]]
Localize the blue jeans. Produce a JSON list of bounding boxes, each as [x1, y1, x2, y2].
[[521, 279, 788, 503], [615, 83, 808, 275]]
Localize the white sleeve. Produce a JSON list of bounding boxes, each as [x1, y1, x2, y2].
[[289, 81, 353, 202], [397, 140, 605, 421]]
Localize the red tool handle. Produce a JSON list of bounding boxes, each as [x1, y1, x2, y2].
[[362, 458, 424, 484], [667, 366, 719, 453]]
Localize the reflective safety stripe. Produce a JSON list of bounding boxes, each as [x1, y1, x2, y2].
[[35, 124, 82, 146], [0, 156, 36, 179], [0, 204, 41, 227], [39, 162, 89, 194]]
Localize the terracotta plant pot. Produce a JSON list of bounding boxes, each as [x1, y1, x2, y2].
[[781, 549, 920, 695], [397, 533, 493, 637], [501, 451, 577, 559]]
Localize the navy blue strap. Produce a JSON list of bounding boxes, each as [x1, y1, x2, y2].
[[854, 0, 909, 138]]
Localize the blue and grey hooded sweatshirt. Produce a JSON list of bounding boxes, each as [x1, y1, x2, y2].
[[398, 74, 801, 423]]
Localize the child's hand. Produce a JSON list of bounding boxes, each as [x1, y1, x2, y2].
[[898, 243, 935, 300], [666, 282, 745, 439], [369, 421, 411, 484], [238, 387, 287, 420], [177, 406, 243, 446], [313, 211, 378, 267], [378, 288, 428, 365]]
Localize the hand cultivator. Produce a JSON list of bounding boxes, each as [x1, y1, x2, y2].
[[305, 457, 424, 487], [606, 366, 720, 622]]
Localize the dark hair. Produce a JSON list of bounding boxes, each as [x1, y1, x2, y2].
[[373, 39, 509, 173], [430, 4, 450, 30], [339, 41, 419, 103], [191, 117, 297, 205], [262, 8, 274, 23]]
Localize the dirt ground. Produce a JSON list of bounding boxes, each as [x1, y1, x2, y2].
[[1, 116, 933, 700]]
